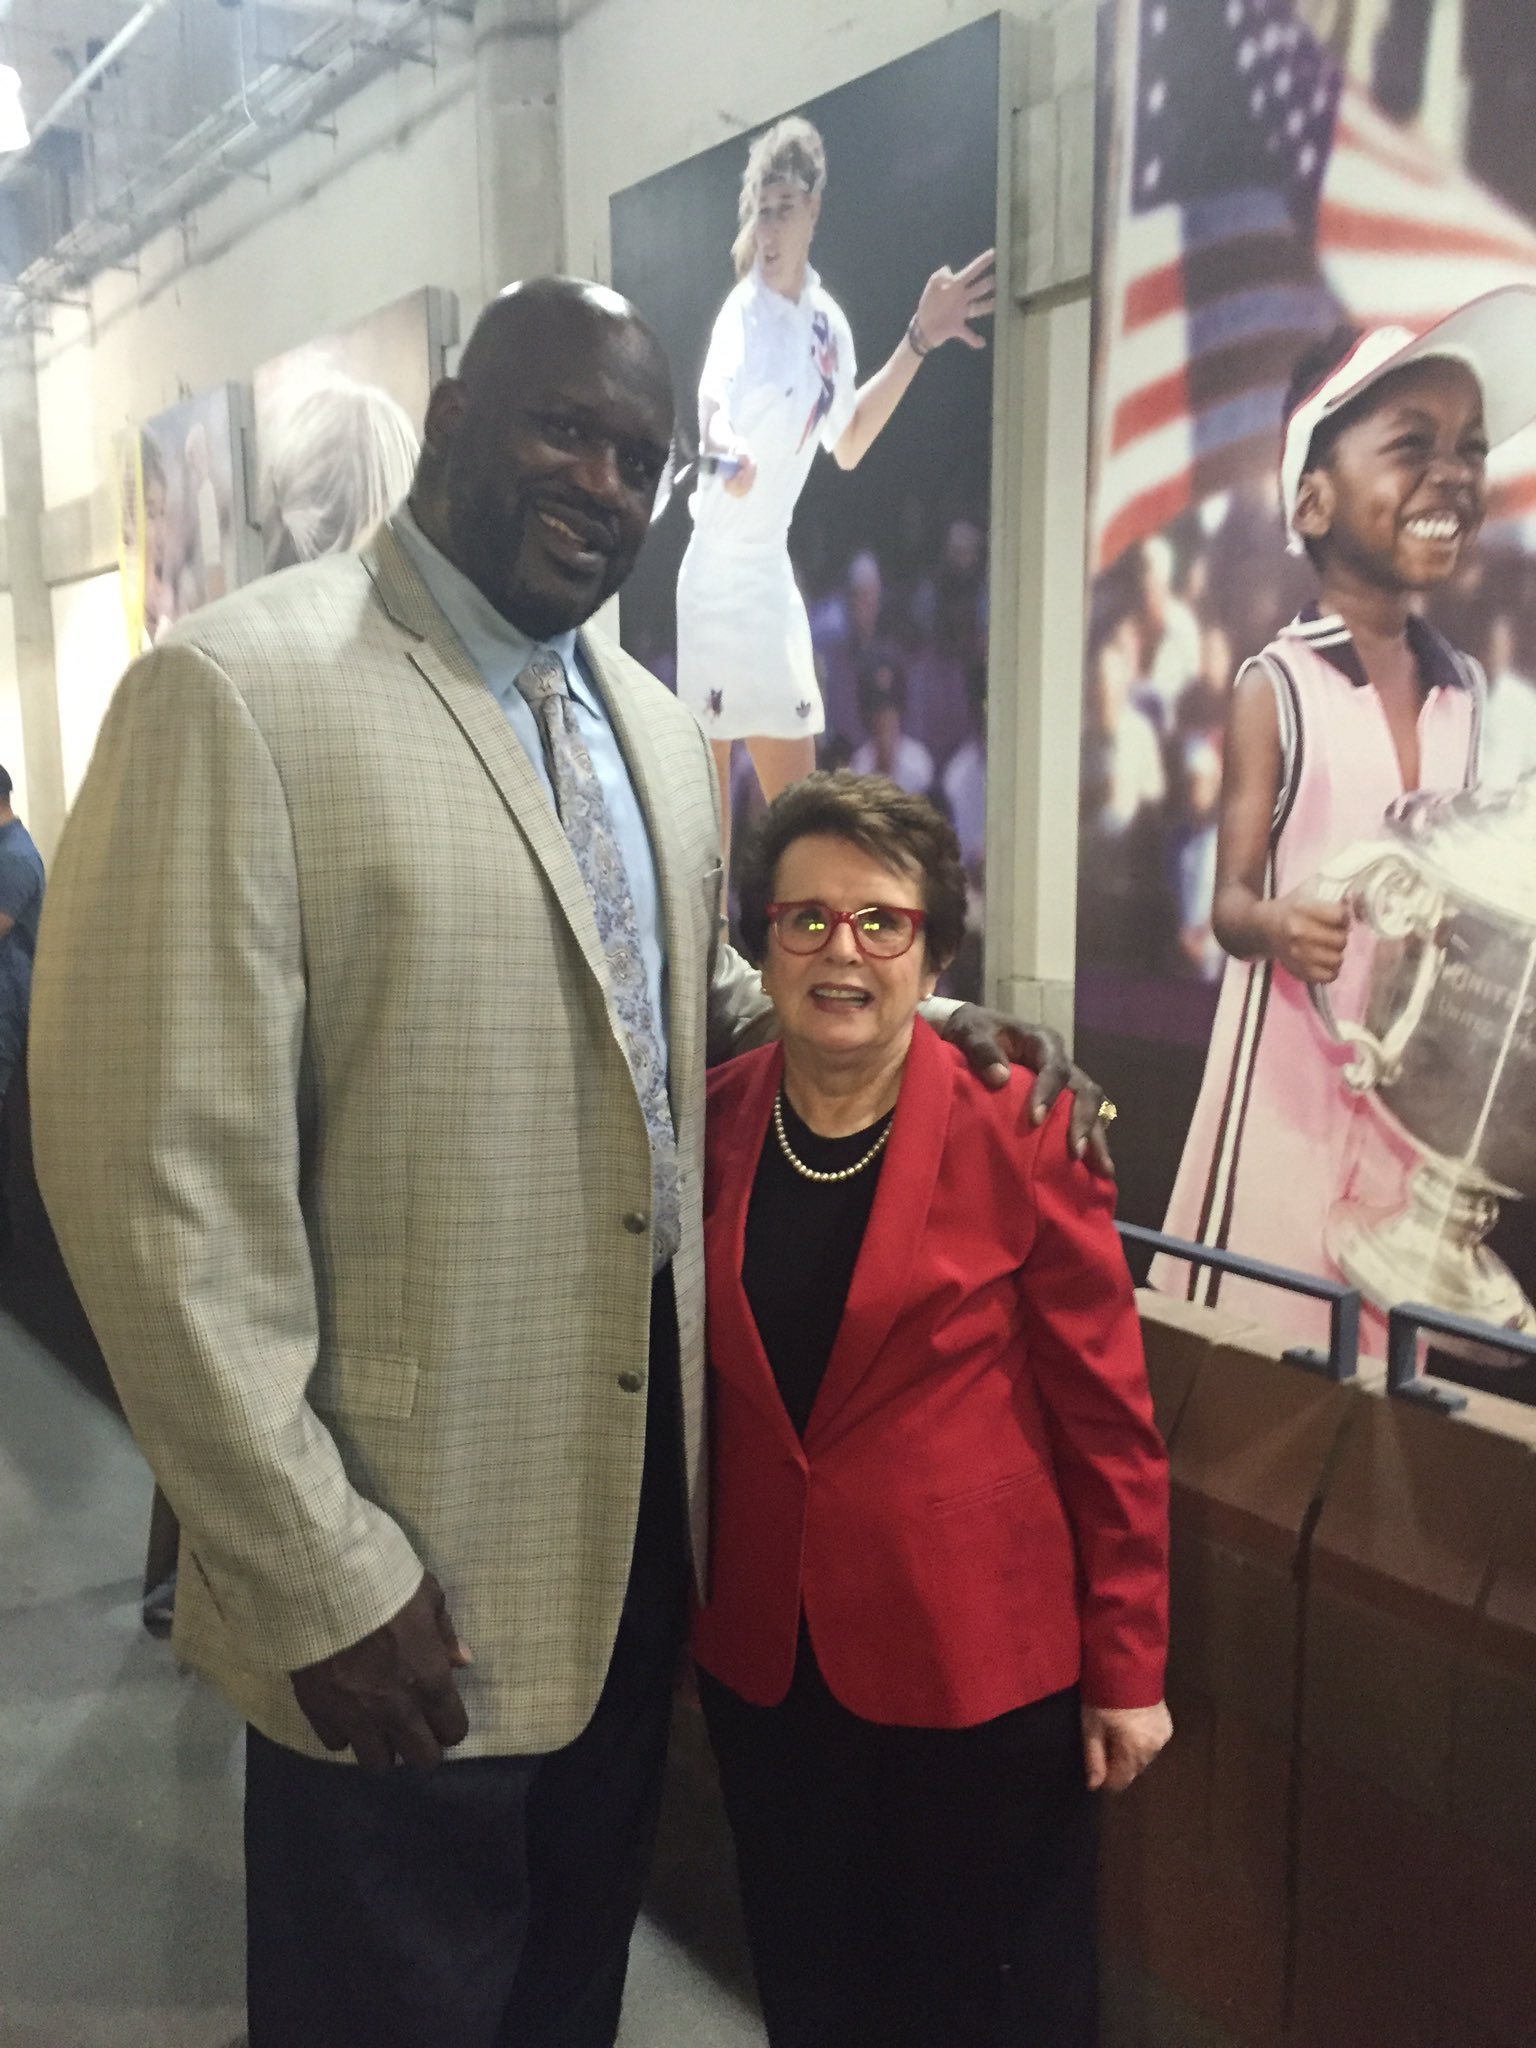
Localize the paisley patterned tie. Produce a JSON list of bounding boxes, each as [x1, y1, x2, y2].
[[515, 649, 680, 1269]]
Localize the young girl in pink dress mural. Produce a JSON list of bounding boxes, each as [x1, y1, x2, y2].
[[1152, 287, 1536, 1347]]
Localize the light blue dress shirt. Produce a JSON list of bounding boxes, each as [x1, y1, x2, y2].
[[393, 506, 670, 1061]]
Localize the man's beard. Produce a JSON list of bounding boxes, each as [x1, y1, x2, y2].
[[450, 481, 623, 639]]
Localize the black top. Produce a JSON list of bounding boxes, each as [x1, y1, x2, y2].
[[741, 1090, 892, 1438]]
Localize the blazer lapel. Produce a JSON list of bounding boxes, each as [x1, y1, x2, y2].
[[708, 1046, 807, 1462], [361, 522, 617, 1017], [804, 1017, 955, 1445]]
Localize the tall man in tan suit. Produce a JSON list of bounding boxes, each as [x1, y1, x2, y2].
[[30, 278, 1107, 2047]]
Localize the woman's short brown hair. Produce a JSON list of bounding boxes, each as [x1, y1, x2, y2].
[[735, 771, 967, 971]]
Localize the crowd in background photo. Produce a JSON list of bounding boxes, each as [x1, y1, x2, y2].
[[646, 494, 991, 1000]]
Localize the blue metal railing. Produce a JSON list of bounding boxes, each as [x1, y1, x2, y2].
[[1386, 1302, 1536, 1415], [1117, 1222, 1361, 1384]]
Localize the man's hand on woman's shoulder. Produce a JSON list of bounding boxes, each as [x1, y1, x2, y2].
[[939, 1005, 1117, 1176]]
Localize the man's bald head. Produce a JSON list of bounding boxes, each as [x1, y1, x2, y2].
[[412, 275, 675, 638], [457, 277, 674, 416]]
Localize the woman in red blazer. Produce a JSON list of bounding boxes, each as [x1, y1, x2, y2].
[[694, 771, 1170, 2048]]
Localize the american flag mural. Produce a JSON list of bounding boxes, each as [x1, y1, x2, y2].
[[1092, 0, 1536, 572]]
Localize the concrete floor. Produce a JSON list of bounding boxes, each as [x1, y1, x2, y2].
[[0, 1308, 765, 2048]]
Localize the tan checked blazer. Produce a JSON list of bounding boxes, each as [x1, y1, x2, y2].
[[30, 520, 770, 1759]]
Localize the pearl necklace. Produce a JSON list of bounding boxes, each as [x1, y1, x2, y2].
[[773, 1090, 894, 1184]]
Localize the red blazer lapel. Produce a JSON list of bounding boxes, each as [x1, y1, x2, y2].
[[804, 1017, 956, 1446], [706, 1046, 807, 1462]]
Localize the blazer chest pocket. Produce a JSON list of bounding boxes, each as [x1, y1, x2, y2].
[[309, 1351, 420, 1423]]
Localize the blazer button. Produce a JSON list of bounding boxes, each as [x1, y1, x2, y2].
[[622, 1211, 649, 1235], [617, 1370, 646, 1393]]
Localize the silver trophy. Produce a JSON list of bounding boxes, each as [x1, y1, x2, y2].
[[1309, 774, 1536, 1334]]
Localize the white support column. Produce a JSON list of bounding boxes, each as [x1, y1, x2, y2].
[[474, 0, 565, 304], [985, 1, 1095, 1044], [989, 290, 1091, 1039]]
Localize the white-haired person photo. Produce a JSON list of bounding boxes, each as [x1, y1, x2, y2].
[[675, 113, 996, 867], [260, 374, 421, 572]]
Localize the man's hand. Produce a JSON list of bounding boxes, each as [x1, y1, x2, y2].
[[1082, 1700, 1173, 1792], [941, 1006, 1117, 1176], [290, 1571, 472, 1772]]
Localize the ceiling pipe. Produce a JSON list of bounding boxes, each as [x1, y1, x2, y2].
[[0, 0, 180, 188], [10, 0, 458, 308]]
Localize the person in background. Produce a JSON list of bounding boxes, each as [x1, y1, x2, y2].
[[849, 656, 934, 796], [1078, 612, 1170, 973], [1174, 621, 1236, 757], [880, 490, 934, 644], [1082, 613, 1166, 839], [939, 658, 987, 874], [674, 111, 994, 866], [695, 772, 1170, 2048], [1135, 533, 1202, 723], [1153, 292, 1536, 1344], [817, 548, 901, 754], [1181, 544, 1211, 622], [908, 513, 987, 648], [1168, 737, 1223, 981], [0, 766, 43, 1110], [1480, 611, 1536, 785], [905, 526, 986, 770], [938, 659, 988, 1000], [0, 765, 45, 1297]]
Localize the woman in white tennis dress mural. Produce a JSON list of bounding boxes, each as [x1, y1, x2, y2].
[[676, 114, 995, 861]]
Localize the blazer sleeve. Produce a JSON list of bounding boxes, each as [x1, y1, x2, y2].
[[706, 941, 778, 1064], [1016, 1101, 1170, 1708], [30, 641, 424, 1670]]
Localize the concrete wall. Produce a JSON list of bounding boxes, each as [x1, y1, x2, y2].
[[50, 574, 129, 809]]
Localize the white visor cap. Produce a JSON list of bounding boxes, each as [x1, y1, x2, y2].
[[1280, 283, 1536, 554]]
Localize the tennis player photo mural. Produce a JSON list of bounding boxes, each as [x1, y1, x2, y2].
[[1080, 0, 1536, 1380], [612, 19, 1001, 985], [1148, 293, 1536, 1349], [675, 113, 994, 864], [115, 386, 253, 656]]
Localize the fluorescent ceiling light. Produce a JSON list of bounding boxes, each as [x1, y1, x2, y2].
[[0, 66, 27, 155]]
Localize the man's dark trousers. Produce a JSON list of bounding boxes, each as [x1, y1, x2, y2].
[[244, 1270, 689, 2048]]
